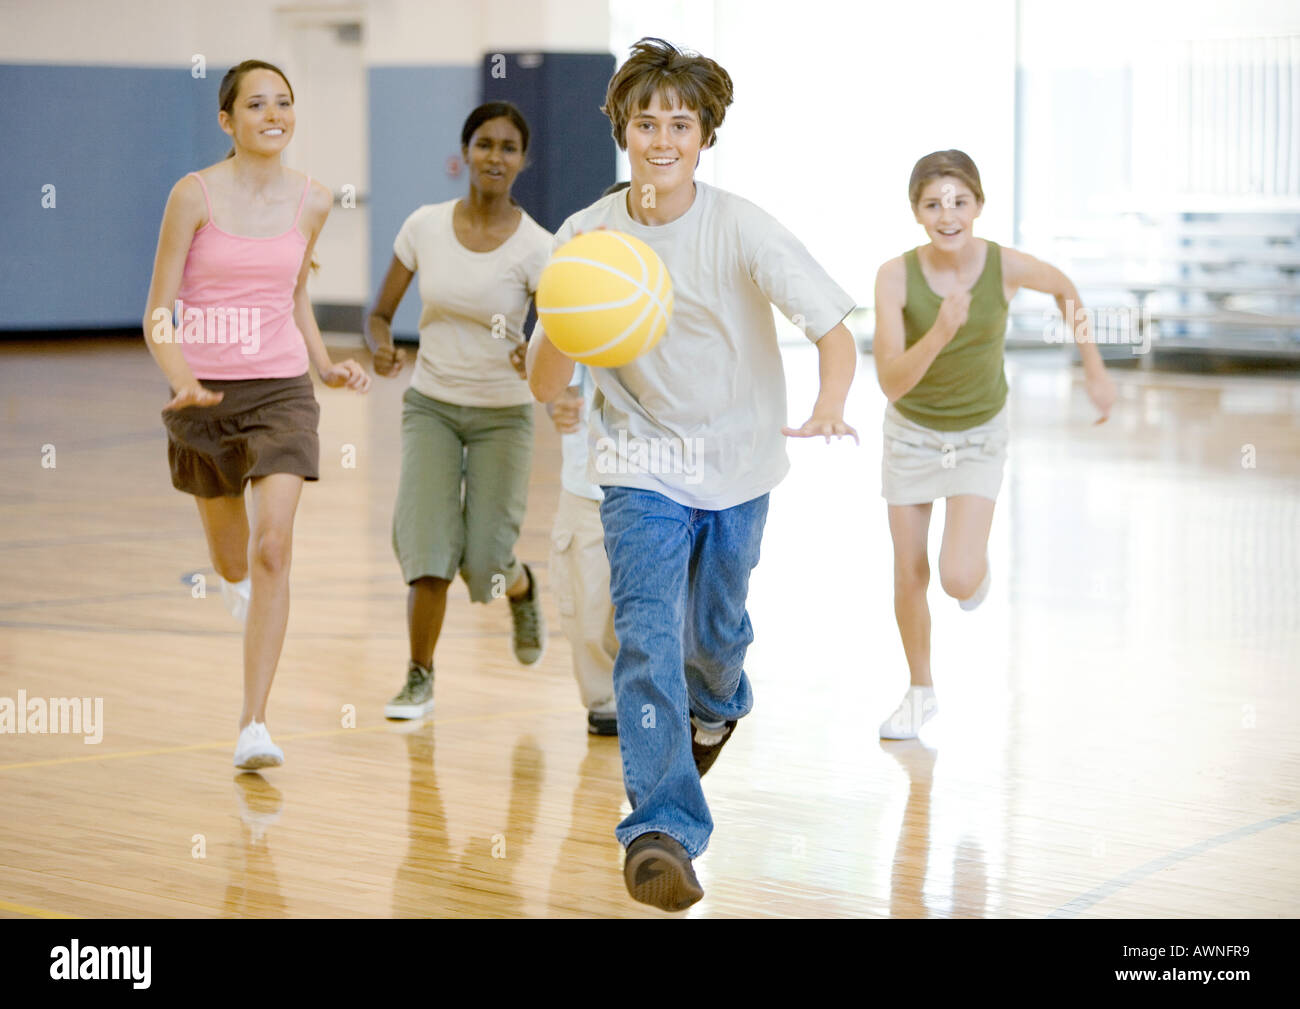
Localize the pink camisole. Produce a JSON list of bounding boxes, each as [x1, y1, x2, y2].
[[173, 172, 312, 379]]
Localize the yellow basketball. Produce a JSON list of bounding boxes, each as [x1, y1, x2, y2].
[[536, 230, 673, 367]]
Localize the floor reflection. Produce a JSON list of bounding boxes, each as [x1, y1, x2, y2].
[[544, 740, 626, 916], [393, 723, 544, 918], [222, 772, 286, 917], [883, 741, 988, 918]]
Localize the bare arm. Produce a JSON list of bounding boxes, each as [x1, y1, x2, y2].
[[291, 181, 369, 392], [1003, 247, 1115, 421], [813, 322, 857, 414], [872, 256, 966, 403], [367, 254, 415, 377], [526, 325, 575, 403], [1002, 247, 1104, 370], [142, 177, 220, 409], [292, 181, 338, 376], [781, 321, 859, 442]]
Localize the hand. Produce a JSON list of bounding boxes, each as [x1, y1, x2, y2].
[[163, 383, 223, 412], [373, 341, 407, 377], [321, 359, 372, 393], [509, 341, 527, 379], [782, 410, 860, 444], [1084, 365, 1116, 425], [548, 386, 583, 434], [937, 289, 972, 340]]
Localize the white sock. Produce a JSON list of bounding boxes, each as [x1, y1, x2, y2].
[[220, 576, 251, 621], [691, 714, 728, 745]]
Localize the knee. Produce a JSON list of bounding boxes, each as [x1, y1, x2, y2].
[[939, 557, 982, 600], [212, 555, 248, 583], [894, 556, 930, 595], [251, 528, 292, 578]]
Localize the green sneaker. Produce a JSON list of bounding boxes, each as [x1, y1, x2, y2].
[[385, 660, 434, 719], [508, 564, 546, 665]]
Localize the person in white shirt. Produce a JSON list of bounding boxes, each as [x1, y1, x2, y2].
[[528, 39, 858, 911], [549, 360, 619, 736], [545, 182, 630, 739], [368, 102, 553, 720]]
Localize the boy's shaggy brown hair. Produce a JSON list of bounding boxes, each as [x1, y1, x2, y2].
[[602, 37, 734, 151]]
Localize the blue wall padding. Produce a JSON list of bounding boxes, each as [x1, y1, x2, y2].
[[367, 64, 477, 340], [0, 64, 227, 329]]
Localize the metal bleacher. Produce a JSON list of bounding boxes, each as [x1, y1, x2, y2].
[[1009, 211, 1300, 363]]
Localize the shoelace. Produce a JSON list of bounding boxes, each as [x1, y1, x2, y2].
[[402, 664, 430, 697], [511, 598, 539, 646]]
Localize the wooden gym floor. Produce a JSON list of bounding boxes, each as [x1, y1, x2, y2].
[[0, 334, 1296, 918]]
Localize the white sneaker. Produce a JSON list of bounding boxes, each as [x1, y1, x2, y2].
[[879, 686, 938, 740], [958, 560, 991, 611], [233, 721, 283, 769], [220, 576, 251, 623]]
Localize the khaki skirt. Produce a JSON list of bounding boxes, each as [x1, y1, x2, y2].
[[881, 402, 1009, 506], [162, 373, 320, 498]]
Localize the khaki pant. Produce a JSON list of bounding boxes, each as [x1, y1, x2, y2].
[[549, 490, 617, 714], [392, 388, 532, 602]]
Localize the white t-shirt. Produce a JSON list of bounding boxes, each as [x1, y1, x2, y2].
[[394, 200, 552, 407], [542, 183, 856, 511], [560, 363, 602, 502]]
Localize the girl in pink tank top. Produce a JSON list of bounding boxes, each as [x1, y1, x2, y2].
[[142, 59, 372, 771], [174, 169, 313, 379]]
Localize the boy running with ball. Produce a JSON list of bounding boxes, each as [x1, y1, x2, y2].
[[527, 37, 857, 911]]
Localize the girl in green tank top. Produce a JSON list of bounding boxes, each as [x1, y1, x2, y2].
[[872, 150, 1117, 741]]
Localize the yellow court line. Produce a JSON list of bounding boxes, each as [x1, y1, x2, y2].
[[0, 898, 80, 919], [0, 705, 584, 772]]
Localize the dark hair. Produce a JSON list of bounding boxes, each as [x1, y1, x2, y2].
[[602, 37, 733, 151], [460, 101, 531, 154], [909, 150, 985, 208], [219, 60, 295, 160]]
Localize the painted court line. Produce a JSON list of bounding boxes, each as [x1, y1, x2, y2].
[[1048, 809, 1300, 918], [0, 705, 583, 772], [0, 898, 79, 920]]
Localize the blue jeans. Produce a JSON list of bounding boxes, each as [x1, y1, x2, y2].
[[599, 486, 770, 858]]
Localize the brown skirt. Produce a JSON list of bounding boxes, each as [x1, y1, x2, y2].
[[162, 373, 320, 498]]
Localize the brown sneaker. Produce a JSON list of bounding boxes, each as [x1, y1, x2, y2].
[[623, 832, 704, 911], [690, 718, 737, 777], [508, 564, 546, 665]]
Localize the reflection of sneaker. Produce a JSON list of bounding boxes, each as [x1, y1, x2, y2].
[[385, 661, 434, 720], [587, 709, 618, 736], [623, 832, 704, 911], [690, 716, 736, 777], [219, 575, 250, 623], [234, 772, 283, 843], [958, 560, 991, 611], [233, 721, 284, 769], [508, 565, 546, 665], [879, 686, 938, 740]]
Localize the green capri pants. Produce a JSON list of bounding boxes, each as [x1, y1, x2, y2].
[[393, 387, 534, 603]]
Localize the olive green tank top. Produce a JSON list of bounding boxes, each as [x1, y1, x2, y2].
[[895, 240, 1009, 431]]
